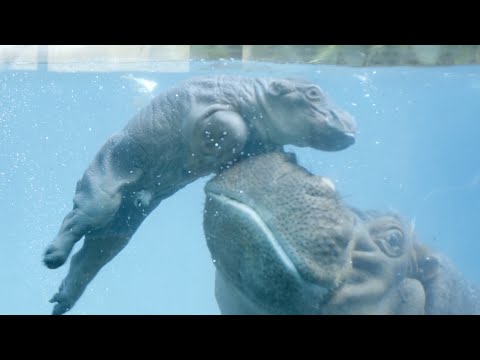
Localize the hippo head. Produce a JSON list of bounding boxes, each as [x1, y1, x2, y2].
[[256, 78, 356, 151], [203, 152, 434, 315]]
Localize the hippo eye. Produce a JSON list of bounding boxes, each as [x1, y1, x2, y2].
[[378, 229, 405, 257], [305, 87, 324, 101]]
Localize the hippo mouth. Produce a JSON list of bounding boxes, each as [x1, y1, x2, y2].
[[309, 129, 356, 152], [203, 152, 356, 314]]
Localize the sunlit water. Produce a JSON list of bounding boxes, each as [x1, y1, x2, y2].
[[1, 60, 479, 314]]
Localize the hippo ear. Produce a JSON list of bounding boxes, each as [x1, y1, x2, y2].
[[268, 80, 295, 97]]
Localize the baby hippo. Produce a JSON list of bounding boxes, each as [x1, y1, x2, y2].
[[43, 75, 356, 315]]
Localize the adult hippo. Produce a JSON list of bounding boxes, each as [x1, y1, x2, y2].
[[43, 76, 356, 315], [204, 152, 480, 314]]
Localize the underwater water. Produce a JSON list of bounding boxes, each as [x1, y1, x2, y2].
[[1, 60, 479, 314]]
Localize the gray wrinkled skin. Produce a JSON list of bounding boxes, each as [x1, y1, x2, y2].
[[204, 152, 480, 314], [42, 76, 356, 315]]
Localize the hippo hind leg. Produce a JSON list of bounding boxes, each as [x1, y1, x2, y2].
[[43, 133, 145, 269], [43, 181, 124, 269]]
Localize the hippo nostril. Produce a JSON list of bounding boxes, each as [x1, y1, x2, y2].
[[328, 110, 356, 138], [329, 109, 339, 119], [328, 108, 357, 133], [328, 110, 340, 125], [354, 236, 377, 252]]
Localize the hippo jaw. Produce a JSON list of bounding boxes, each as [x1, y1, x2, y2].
[[205, 191, 333, 314]]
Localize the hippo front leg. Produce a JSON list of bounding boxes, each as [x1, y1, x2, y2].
[[188, 110, 249, 171], [49, 194, 161, 315]]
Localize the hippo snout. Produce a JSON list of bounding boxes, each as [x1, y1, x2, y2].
[[296, 105, 357, 152], [318, 108, 357, 151]]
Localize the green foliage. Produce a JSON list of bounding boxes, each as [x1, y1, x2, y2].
[[189, 45, 480, 66]]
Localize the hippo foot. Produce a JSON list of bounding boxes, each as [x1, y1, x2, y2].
[[49, 281, 76, 315], [43, 244, 71, 269]]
